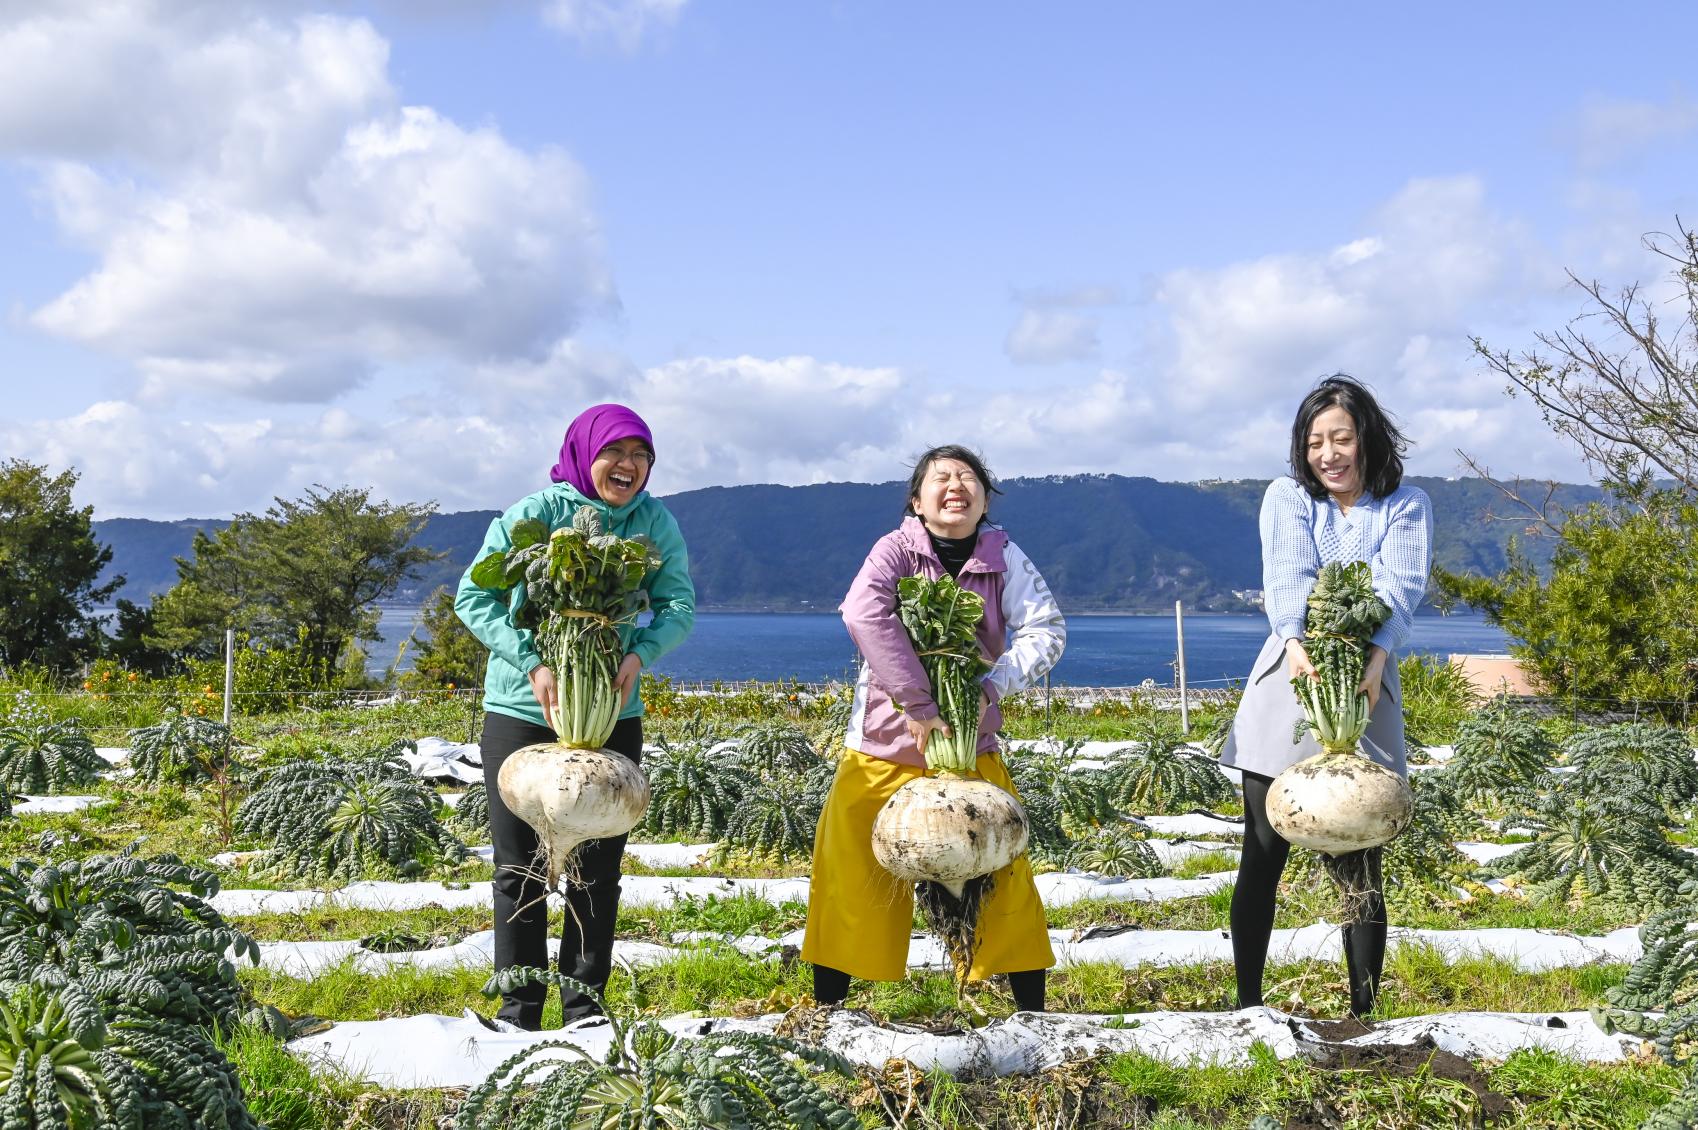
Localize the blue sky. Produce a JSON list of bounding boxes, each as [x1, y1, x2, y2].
[[3, 1, 1696, 517]]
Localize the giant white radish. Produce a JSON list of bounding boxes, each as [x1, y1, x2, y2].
[[871, 574, 1031, 983], [471, 505, 659, 887], [1266, 560, 1413, 921]]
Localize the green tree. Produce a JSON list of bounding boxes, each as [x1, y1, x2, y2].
[[0, 460, 122, 672], [402, 585, 488, 689], [1441, 223, 1698, 716], [1436, 486, 1698, 712], [151, 485, 442, 681]]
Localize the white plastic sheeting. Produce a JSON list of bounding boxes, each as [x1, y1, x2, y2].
[[287, 1005, 1647, 1089], [13, 795, 111, 814], [211, 870, 1237, 917], [248, 921, 1642, 980], [394, 738, 483, 784]]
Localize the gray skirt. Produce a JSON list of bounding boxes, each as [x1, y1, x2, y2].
[[1218, 634, 1407, 780]]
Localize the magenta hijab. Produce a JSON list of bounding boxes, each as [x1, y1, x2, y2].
[[548, 404, 655, 500]]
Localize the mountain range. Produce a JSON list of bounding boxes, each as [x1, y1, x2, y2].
[[92, 475, 1601, 613]]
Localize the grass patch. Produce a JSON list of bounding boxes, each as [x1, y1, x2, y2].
[[1168, 850, 1240, 879]]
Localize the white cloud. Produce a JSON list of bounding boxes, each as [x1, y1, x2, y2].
[[541, 0, 685, 49], [1003, 309, 1101, 365], [4, 5, 613, 403], [1571, 92, 1698, 169]]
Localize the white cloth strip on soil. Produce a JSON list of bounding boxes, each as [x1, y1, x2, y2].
[[245, 922, 1642, 980], [625, 842, 719, 867], [287, 1005, 1646, 1089], [95, 748, 128, 765], [1456, 841, 1524, 865], [13, 795, 111, 813], [395, 737, 483, 784], [1136, 813, 1245, 838]]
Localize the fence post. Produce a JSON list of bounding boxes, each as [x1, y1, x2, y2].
[[222, 629, 235, 726], [1044, 673, 1052, 738], [1175, 600, 1190, 735]]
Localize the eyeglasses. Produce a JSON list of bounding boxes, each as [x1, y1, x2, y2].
[[598, 445, 654, 468]]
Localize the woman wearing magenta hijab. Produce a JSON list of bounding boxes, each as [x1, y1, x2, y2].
[[456, 404, 695, 1028]]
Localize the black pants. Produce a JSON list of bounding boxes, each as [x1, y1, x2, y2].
[[1230, 771, 1387, 1018], [811, 965, 1048, 1013], [481, 711, 643, 1029]]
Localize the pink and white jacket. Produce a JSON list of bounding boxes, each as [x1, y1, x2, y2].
[[841, 516, 1067, 767]]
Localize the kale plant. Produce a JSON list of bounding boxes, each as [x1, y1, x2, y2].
[[237, 755, 467, 882], [0, 973, 260, 1130], [457, 968, 859, 1130], [1445, 698, 1557, 814], [0, 852, 259, 1031], [1565, 723, 1698, 812], [1381, 771, 1473, 890], [1497, 782, 1698, 914], [734, 720, 825, 778], [1593, 880, 1698, 1129], [1106, 722, 1235, 815], [721, 762, 834, 863], [1005, 745, 1118, 862], [449, 783, 492, 840], [640, 726, 755, 843], [0, 697, 105, 794], [126, 714, 230, 786], [1066, 826, 1161, 878]]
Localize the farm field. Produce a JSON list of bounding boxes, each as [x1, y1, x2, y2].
[[0, 672, 1694, 1129]]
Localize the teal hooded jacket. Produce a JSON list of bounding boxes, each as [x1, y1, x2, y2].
[[454, 482, 695, 729]]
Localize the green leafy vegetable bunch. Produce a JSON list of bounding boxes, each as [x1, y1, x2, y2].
[[894, 574, 992, 773], [471, 506, 662, 747], [1294, 561, 1392, 753]]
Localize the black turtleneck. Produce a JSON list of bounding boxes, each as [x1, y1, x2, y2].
[[928, 529, 978, 578]]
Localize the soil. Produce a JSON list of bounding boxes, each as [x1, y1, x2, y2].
[[1277, 1033, 1513, 1129]]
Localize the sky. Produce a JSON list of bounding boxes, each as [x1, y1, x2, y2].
[[2, 0, 1696, 519]]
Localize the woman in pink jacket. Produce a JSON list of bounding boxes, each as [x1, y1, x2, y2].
[[801, 445, 1067, 1011]]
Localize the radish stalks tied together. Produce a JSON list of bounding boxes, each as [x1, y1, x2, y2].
[[1266, 560, 1414, 924], [472, 505, 660, 890], [872, 575, 1031, 986]]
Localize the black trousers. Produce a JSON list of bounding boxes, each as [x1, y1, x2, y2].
[[1230, 771, 1387, 1018], [481, 711, 643, 1028]]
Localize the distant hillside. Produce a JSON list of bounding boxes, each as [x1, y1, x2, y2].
[[93, 475, 1604, 613]]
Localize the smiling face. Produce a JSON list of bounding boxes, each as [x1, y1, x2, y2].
[[590, 437, 653, 506], [1306, 404, 1363, 504], [911, 457, 987, 538]]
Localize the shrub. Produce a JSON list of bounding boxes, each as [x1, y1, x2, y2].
[[1397, 655, 1481, 747], [456, 968, 858, 1130], [237, 755, 467, 882], [126, 713, 230, 785]]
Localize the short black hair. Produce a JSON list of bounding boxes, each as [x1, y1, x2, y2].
[[902, 444, 1003, 521], [1288, 374, 1410, 500]]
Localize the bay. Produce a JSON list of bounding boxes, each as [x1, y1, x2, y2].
[[373, 607, 1510, 687]]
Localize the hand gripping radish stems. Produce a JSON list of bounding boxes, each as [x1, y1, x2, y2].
[[871, 575, 1031, 985], [471, 506, 659, 888]]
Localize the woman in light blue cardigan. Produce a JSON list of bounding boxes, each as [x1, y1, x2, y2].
[[1220, 375, 1432, 1020]]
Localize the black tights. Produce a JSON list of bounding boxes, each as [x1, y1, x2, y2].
[[1231, 771, 1387, 1018], [812, 964, 1047, 1013]]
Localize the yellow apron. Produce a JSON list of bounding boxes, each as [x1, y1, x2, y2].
[[800, 747, 1055, 983]]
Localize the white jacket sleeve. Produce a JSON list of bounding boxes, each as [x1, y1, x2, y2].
[[986, 540, 1067, 700]]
